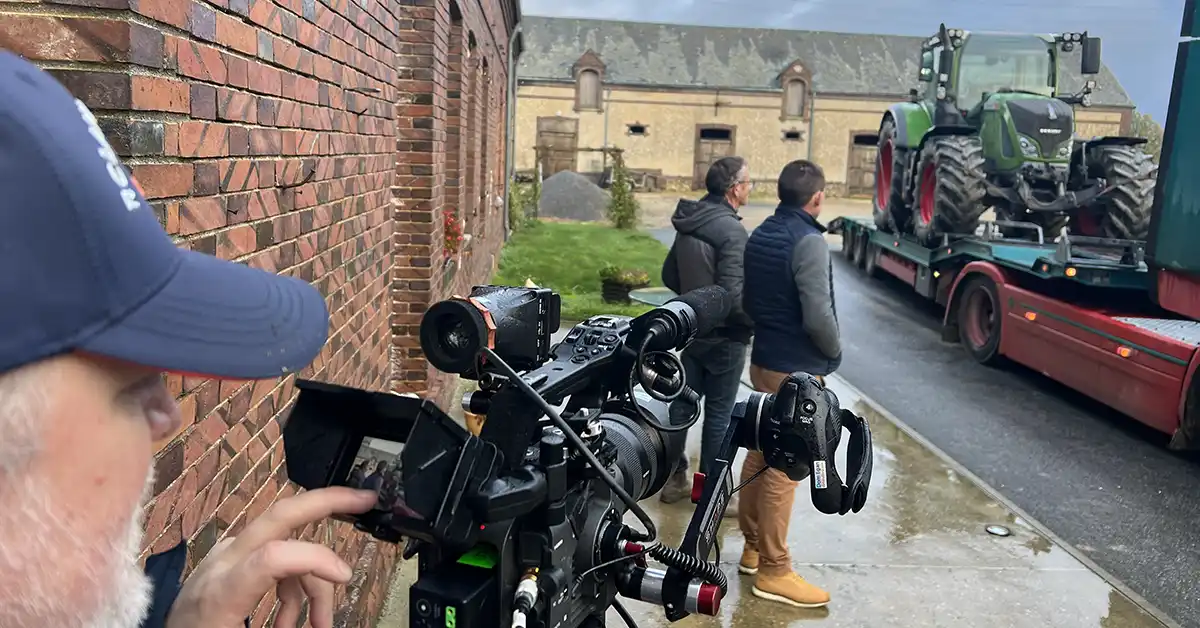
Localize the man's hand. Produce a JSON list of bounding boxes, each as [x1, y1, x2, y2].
[[166, 487, 377, 628]]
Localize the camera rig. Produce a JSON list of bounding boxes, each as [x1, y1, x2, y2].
[[283, 285, 872, 628]]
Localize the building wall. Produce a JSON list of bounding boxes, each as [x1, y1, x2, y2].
[[516, 83, 1132, 195], [515, 83, 812, 185], [0, 0, 514, 624]]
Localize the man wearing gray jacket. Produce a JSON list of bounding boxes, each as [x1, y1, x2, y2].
[[736, 159, 838, 609], [659, 156, 754, 507]]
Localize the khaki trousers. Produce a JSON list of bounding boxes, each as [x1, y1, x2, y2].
[[737, 366, 820, 576]]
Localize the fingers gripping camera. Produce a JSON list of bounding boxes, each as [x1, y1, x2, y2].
[[736, 373, 873, 516]]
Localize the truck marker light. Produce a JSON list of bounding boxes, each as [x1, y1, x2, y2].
[[1024, 312, 1037, 321], [1065, 267, 1077, 277], [1116, 346, 1133, 358], [933, 270, 940, 278]]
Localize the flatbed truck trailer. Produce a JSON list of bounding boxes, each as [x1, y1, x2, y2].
[[828, 216, 1200, 449]]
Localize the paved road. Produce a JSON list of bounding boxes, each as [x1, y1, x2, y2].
[[830, 246, 1200, 628], [647, 225, 1200, 627]]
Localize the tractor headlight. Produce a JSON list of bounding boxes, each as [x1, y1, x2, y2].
[[1018, 136, 1039, 157], [1056, 140, 1073, 160]]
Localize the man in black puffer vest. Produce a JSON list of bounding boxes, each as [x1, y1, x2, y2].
[[659, 157, 754, 513], [736, 160, 839, 609]]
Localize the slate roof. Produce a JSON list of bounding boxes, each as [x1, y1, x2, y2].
[[516, 16, 1134, 108]]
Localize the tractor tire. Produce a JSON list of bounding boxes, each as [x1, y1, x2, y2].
[[872, 118, 910, 233], [912, 136, 989, 247], [955, 275, 1003, 365], [1072, 145, 1157, 241]]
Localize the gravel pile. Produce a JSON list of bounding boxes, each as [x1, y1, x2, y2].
[[538, 171, 610, 222]]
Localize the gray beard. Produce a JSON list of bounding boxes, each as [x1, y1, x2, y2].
[[0, 468, 154, 628]]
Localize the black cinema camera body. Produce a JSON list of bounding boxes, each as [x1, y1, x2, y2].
[[283, 285, 873, 628]]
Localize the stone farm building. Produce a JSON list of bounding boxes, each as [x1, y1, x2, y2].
[[0, 0, 519, 623], [514, 16, 1135, 196]]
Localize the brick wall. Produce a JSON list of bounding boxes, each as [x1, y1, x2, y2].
[[0, 0, 518, 624], [389, 0, 512, 403]]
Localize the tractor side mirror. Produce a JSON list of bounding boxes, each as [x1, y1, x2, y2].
[[919, 67, 932, 82], [1081, 37, 1102, 75], [919, 50, 934, 82]]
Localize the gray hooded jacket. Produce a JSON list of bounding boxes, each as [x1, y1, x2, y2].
[[660, 194, 753, 343]]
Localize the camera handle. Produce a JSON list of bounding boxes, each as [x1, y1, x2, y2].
[[658, 411, 744, 622]]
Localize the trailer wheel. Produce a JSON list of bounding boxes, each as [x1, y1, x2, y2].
[[854, 232, 869, 270], [956, 275, 1003, 365], [863, 242, 881, 277]]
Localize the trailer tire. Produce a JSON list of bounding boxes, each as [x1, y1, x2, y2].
[[863, 242, 881, 277], [956, 275, 1003, 365], [854, 232, 869, 270], [1074, 145, 1157, 241], [913, 136, 989, 247], [843, 229, 858, 264]]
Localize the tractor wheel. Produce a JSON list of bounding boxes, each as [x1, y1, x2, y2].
[[1071, 145, 1157, 240], [872, 118, 910, 233], [955, 275, 1003, 365], [912, 136, 989, 247]]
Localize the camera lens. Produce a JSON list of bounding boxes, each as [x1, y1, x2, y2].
[[420, 299, 490, 374]]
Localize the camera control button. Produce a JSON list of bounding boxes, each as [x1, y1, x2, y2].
[[571, 354, 588, 363], [584, 334, 598, 345], [575, 345, 588, 354], [590, 348, 602, 355], [603, 334, 618, 343], [416, 600, 431, 616]]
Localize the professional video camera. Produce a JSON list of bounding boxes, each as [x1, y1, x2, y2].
[[283, 284, 873, 628]]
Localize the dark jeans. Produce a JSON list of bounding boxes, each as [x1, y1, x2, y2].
[[670, 337, 748, 478]]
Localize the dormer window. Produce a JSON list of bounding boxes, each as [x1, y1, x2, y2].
[[784, 79, 807, 118], [778, 60, 812, 120], [578, 70, 601, 109], [574, 50, 606, 112]]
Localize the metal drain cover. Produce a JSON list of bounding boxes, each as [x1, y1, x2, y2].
[[985, 524, 1012, 537]]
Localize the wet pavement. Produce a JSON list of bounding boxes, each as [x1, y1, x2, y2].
[[376, 362, 1170, 627], [601, 375, 1167, 628]]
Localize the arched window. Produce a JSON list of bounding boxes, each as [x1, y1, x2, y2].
[[784, 79, 807, 118], [577, 69, 601, 110]]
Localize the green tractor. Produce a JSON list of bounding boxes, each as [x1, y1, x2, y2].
[[869, 25, 1157, 246]]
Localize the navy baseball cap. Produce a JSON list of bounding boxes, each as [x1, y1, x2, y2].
[[0, 51, 329, 379]]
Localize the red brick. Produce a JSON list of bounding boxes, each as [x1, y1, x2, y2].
[[215, 12, 258, 56], [131, 163, 194, 199], [175, 40, 228, 84], [132, 0, 190, 31], [177, 121, 228, 158], [130, 76, 190, 113], [179, 197, 227, 235], [0, 16, 163, 67]]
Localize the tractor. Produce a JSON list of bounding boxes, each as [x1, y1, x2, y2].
[[868, 25, 1157, 246]]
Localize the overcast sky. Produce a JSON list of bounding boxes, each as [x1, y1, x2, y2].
[[520, 0, 1187, 123]]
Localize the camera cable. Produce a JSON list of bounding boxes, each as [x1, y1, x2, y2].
[[481, 347, 659, 543], [626, 336, 701, 433]]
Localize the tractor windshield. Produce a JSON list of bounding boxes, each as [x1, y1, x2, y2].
[[956, 34, 1054, 110]]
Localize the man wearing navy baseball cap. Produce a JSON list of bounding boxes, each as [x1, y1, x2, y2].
[[0, 51, 377, 628]]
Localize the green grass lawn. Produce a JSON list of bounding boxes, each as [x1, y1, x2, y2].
[[493, 221, 669, 321]]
